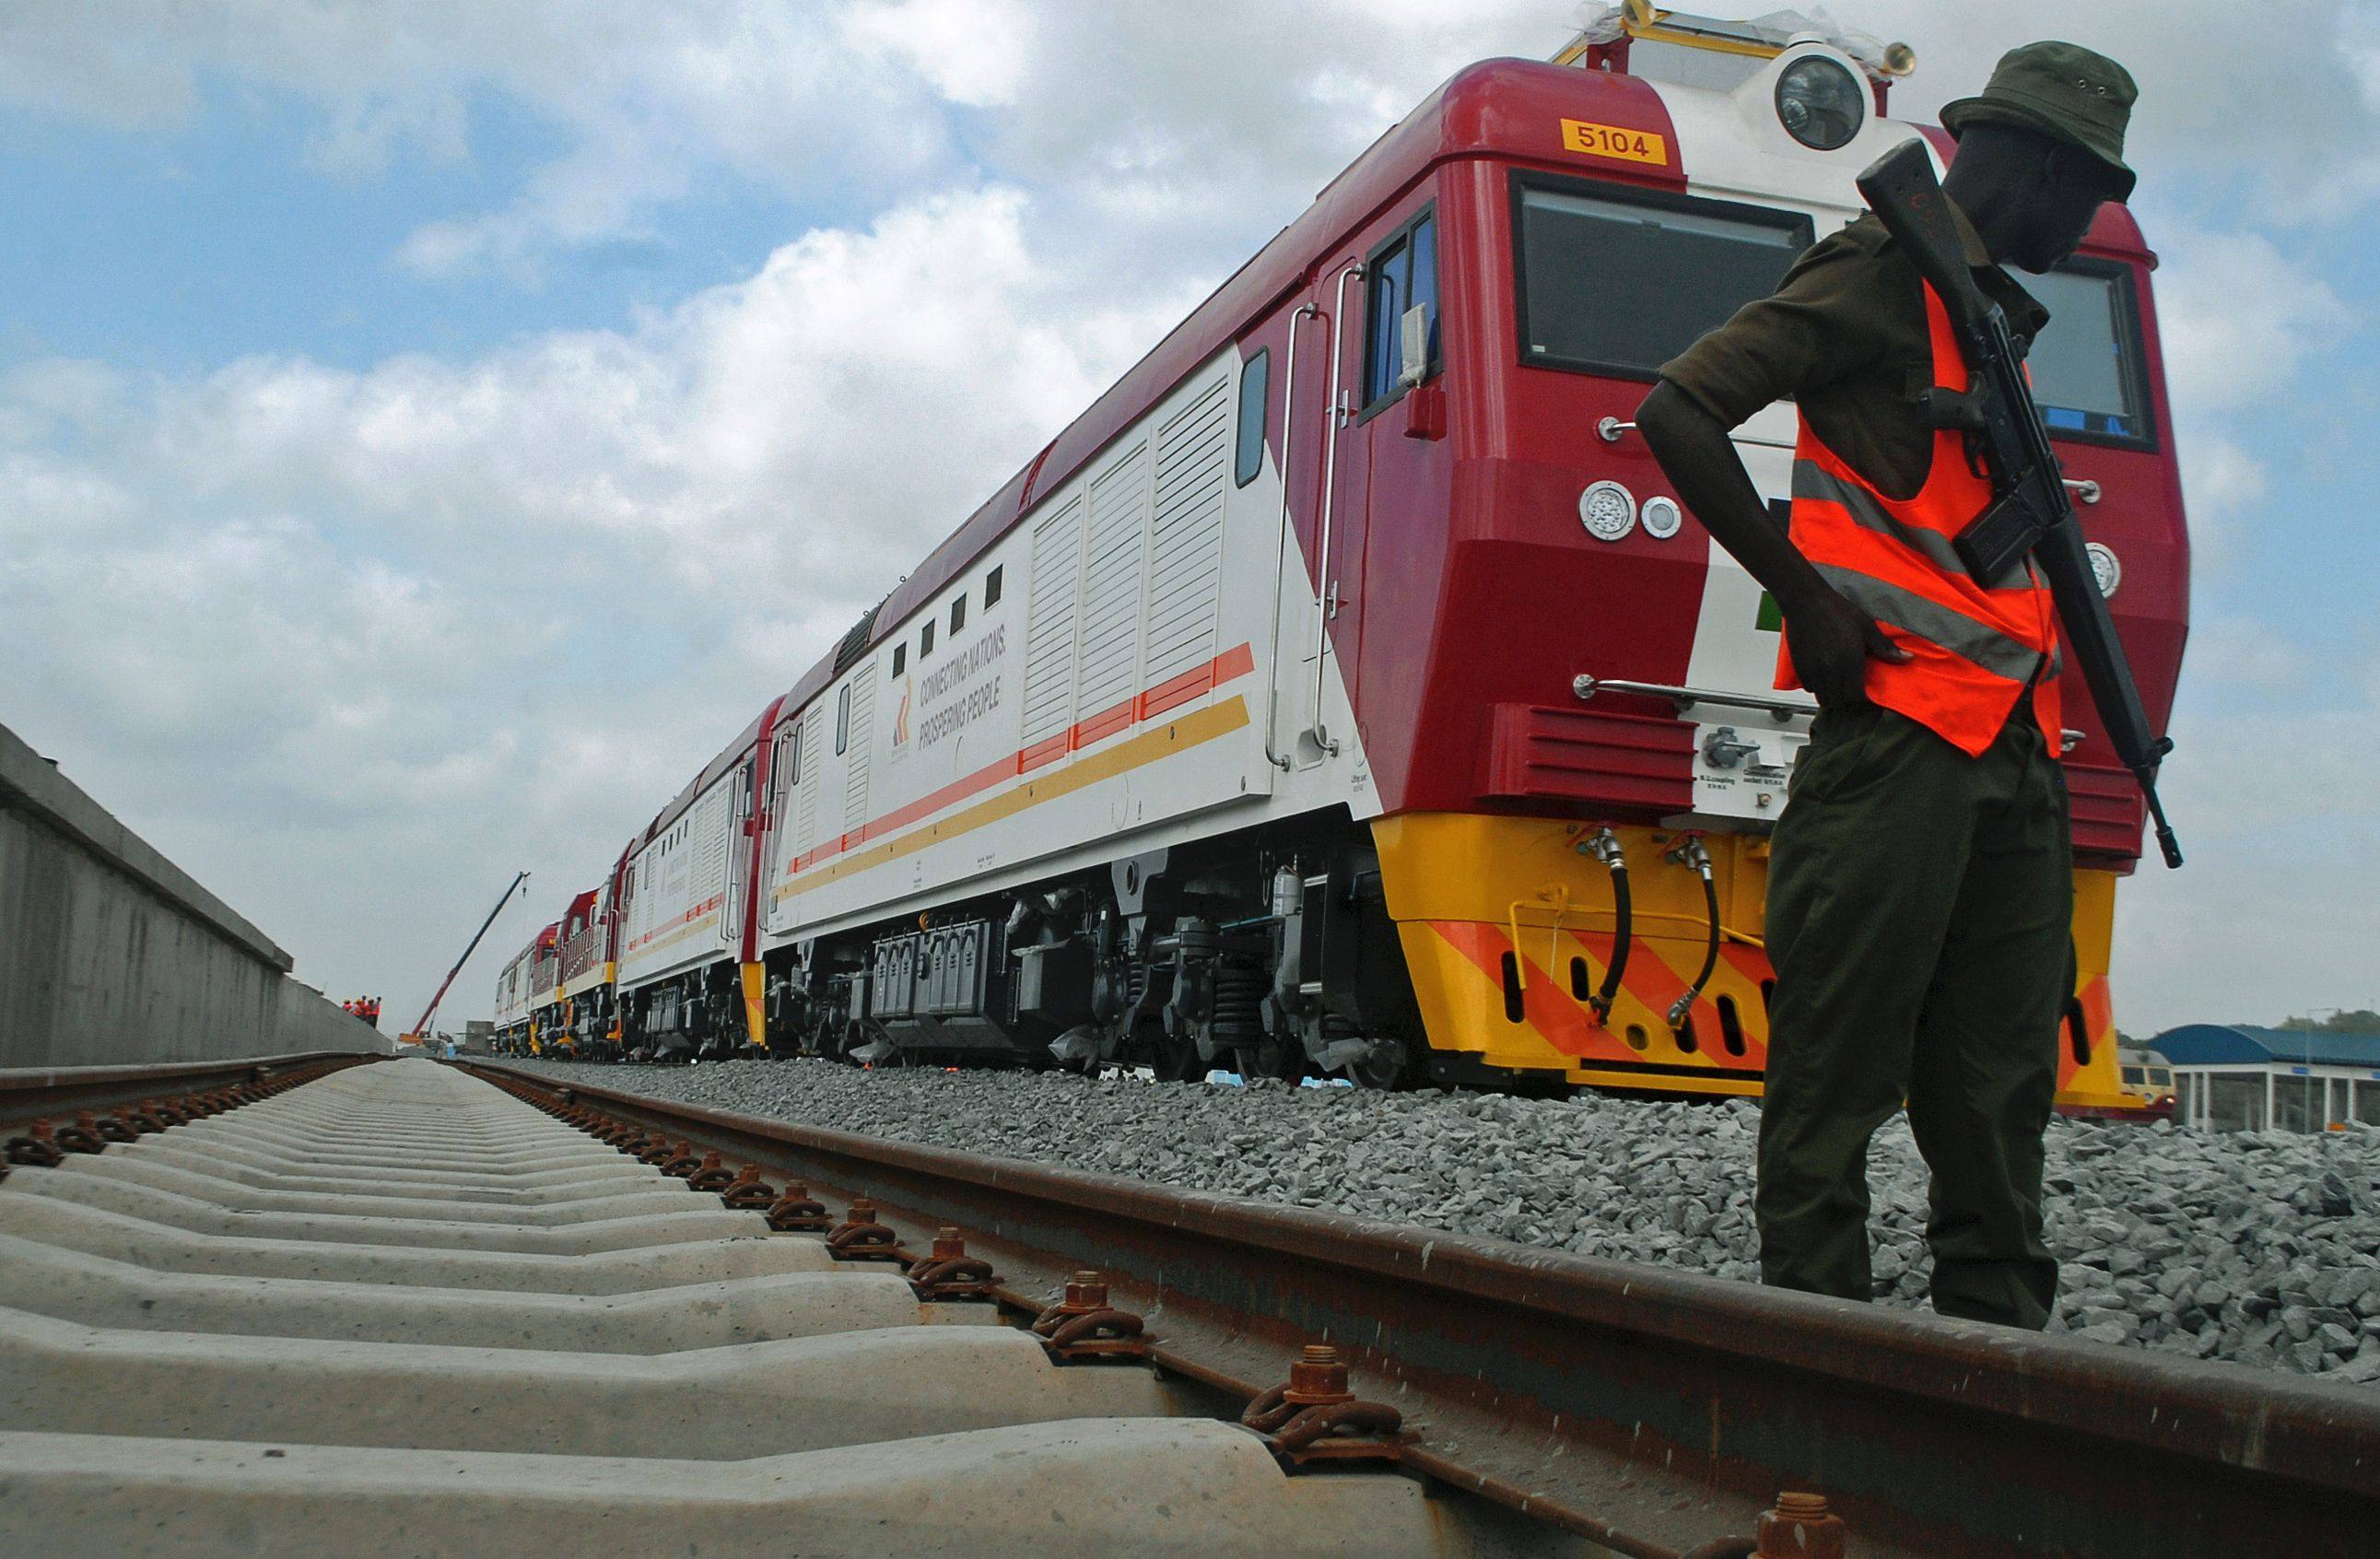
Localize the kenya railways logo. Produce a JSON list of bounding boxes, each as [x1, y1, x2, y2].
[[892, 675, 913, 746]]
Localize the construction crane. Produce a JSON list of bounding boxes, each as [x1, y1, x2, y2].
[[403, 871, 531, 1046]]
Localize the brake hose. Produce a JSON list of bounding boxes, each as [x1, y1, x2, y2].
[[1584, 828, 1630, 1026], [1666, 836, 1719, 1030]]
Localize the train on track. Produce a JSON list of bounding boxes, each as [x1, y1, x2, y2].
[[492, 7, 2187, 1109]]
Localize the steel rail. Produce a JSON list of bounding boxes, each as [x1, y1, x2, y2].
[[465, 1058, 2380, 1559], [0, 1052, 381, 1133]]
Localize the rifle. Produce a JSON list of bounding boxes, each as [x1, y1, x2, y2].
[[1855, 139, 2182, 869]]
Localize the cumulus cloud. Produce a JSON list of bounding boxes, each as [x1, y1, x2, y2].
[[0, 186, 1180, 1011], [0, 2, 957, 278], [839, 0, 1036, 108], [2115, 645, 2380, 1029], [2157, 229, 2352, 417], [2142, 225, 2353, 564], [0, 0, 1573, 283]]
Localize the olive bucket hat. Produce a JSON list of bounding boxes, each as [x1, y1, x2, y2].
[[1940, 41, 2138, 200]]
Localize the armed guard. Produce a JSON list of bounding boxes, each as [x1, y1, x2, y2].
[[1636, 42, 2146, 1329]]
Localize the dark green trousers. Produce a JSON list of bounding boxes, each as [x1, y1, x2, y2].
[[1758, 701, 2070, 1330]]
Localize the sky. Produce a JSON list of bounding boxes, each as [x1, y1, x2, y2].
[[1, 0, 2375, 1036]]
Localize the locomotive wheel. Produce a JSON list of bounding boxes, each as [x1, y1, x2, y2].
[[1233, 1037, 1304, 1084], [1343, 1035, 1417, 1091], [1149, 1030, 1203, 1084]]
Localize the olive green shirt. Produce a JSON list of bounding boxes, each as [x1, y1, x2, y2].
[[1659, 205, 2049, 502]]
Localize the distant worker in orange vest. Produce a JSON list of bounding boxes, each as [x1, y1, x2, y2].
[[1636, 43, 2140, 1330]]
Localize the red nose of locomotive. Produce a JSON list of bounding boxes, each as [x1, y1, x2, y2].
[[1354, 30, 2183, 1101]]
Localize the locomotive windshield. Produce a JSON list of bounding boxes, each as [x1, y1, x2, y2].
[[1512, 173, 1812, 380], [1515, 176, 2156, 451], [2023, 260, 2152, 445]]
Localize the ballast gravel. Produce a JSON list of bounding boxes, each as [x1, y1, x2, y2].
[[510, 1056, 2380, 1386]]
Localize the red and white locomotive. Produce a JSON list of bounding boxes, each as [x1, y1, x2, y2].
[[495, 10, 2187, 1111]]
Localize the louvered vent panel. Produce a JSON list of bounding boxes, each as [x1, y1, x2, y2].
[[1076, 442, 1150, 721], [843, 664, 875, 830], [1146, 375, 1230, 684], [795, 706, 824, 853], [697, 784, 728, 905], [1022, 497, 1084, 744]]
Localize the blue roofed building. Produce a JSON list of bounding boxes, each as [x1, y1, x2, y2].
[[2148, 1025, 2380, 1133]]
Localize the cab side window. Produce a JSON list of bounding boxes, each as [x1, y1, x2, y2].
[[1234, 348, 1270, 487], [1363, 208, 1440, 409]]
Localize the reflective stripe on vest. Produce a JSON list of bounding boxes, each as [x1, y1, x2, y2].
[[1779, 281, 2062, 757]]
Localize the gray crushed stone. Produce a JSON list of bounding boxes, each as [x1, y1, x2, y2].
[[509, 1056, 2380, 1386]]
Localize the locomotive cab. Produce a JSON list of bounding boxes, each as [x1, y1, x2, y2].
[[1351, 14, 2186, 1102]]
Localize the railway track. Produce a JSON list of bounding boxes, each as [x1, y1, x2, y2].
[[0, 1055, 1567, 1556], [1, 1055, 2374, 1555]]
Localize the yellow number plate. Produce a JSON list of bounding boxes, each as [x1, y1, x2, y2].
[[1560, 119, 1669, 166]]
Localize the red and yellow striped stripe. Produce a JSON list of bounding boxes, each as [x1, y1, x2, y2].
[[1377, 812, 2130, 1106]]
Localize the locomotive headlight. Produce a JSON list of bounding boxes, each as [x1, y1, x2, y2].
[[2086, 542, 2121, 599], [1640, 495, 1682, 539], [1776, 55, 1864, 150], [1578, 480, 1637, 542]]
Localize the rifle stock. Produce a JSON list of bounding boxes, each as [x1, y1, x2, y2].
[[1855, 140, 2182, 868], [1856, 141, 1992, 324]]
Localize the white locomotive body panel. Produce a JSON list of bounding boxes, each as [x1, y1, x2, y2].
[[759, 346, 1373, 954], [492, 947, 531, 1031], [616, 766, 737, 993]]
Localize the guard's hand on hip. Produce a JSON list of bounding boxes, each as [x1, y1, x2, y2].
[[1788, 588, 1911, 708]]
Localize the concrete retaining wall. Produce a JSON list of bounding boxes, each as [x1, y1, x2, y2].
[[276, 979, 391, 1058], [0, 722, 393, 1066]]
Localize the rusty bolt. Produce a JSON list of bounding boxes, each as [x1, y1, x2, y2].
[[1240, 1342, 1401, 1459], [53, 1116, 106, 1154], [764, 1183, 831, 1232], [908, 1226, 996, 1299], [1284, 1344, 1354, 1406], [826, 1198, 900, 1259], [1756, 1492, 1845, 1559], [6, 1120, 65, 1167], [720, 1164, 776, 1209], [1030, 1270, 1146, 1358]]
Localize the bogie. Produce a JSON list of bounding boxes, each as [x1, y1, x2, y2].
[[739, 812, 1423, 1087]]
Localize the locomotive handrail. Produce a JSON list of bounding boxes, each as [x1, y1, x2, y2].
[[1596, 416, 1795, 451], [1572, 674, 1816, 721], [1307, 259, 1366, 759], [1264, 301, 1322, 771]]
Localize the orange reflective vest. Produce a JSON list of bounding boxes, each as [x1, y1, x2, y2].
[[1779, 283, 2061, 757]]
